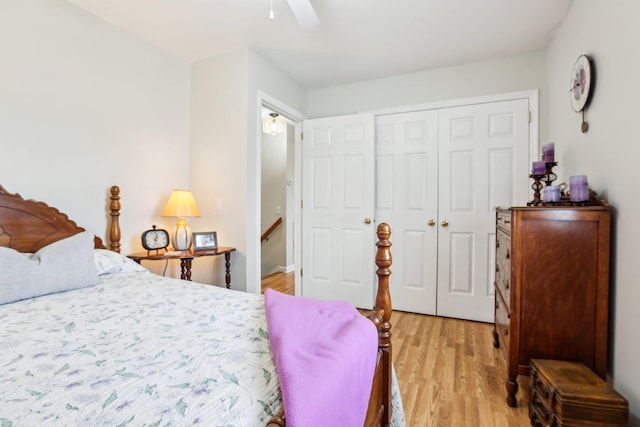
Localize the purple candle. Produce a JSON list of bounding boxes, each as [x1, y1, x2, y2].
[[532, 161, 546, 175], [569, 175, 589, 201], [543, 185, 560, 202], [542, 143, 555, 163]]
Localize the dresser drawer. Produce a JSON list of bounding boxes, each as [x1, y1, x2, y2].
[[495, 229, 511, 308], [494, 288, 510, 350], [529, 389, 555, 427], [496, 209, 512, 233], [530, 363, 554, 413]]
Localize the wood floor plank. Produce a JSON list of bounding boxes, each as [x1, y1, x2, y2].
[[261, 272, 531, 426]]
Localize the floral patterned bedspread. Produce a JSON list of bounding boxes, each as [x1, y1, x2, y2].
[[0, 271, 405, 426]]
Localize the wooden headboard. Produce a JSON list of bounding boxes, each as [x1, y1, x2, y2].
[[0, 185, 122, 253]]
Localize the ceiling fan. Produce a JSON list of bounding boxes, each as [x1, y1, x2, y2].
[[270, 0, 319, 28]]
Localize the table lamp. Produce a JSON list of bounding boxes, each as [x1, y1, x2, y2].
[[161, 190, 201, 250]]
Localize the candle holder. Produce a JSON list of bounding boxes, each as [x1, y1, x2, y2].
[[528, 174, 546, 205], [528, 162, 559, 206], [543, 162, 558, 187]]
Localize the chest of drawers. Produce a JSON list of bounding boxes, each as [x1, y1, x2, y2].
[[492, 204, 611, 407]]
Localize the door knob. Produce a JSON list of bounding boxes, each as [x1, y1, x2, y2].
[[364, 218, 372, 224], [441, 220, 449, 227], [427, 219, 436, 226]]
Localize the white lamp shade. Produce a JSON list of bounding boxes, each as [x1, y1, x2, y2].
[[263, 113, 285, 135], [161, 190, 200, 217]]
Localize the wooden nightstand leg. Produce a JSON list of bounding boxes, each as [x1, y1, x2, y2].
[[225, 252, 231, 289], [181, 258, 193, 281]]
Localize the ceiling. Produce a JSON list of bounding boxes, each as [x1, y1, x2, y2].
[[65, 0, 573, 90]]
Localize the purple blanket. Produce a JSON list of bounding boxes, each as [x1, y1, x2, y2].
[[264, 289, 378, 426]]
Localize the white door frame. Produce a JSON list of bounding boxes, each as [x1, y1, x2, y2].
[[251, 91, 306, 295]]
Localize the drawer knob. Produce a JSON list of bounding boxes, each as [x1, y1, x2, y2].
[[427, 219, 436, 226]]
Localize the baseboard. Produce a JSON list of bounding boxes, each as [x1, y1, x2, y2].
[[278, 264, 295, 273]]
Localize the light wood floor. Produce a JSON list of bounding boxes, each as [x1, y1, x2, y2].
[[261, 272, 531, 426]]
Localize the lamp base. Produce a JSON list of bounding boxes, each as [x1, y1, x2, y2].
[[173, 217, 192, 251]]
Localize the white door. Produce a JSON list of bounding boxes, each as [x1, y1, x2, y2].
[[301, 113, 376, 309], [437, 99, 530, 322], [375, 110, 439, 315]]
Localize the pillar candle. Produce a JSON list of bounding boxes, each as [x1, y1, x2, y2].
[[569, 175, 589, 202], [532, 161, 546, 174], [543, 185, 560, 202], [542, 143, 555, 163]]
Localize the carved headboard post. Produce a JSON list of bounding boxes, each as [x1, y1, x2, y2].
[[109, 186, 122, 253]]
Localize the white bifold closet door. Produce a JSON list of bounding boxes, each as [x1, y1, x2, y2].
[[436, 99, 530, 322], [375, 110, 440, 315], [301, 99, 530, 322], [375, 99, 530, 321]]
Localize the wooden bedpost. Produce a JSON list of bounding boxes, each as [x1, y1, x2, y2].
[[373, 223, 392, 335], [109, 185, 121, 253], [368, 222, 393, 426]]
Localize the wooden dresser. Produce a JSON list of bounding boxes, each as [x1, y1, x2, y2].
[[492, 203, 611, 407]]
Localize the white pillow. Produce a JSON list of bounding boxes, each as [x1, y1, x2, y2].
[[0, 231, 99, 305], [94, 249, 148, 276]]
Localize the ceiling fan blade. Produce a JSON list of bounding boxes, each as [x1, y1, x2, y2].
[[285, 0, 319, 28]]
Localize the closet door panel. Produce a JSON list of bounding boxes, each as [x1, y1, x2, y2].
[[375, 110, 438, 315], [437, 99, 530, 322]]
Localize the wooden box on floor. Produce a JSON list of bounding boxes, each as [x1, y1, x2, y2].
[[529, 359, 628, 427]]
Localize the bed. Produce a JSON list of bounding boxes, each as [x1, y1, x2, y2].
[[0, 185, 404, 426]]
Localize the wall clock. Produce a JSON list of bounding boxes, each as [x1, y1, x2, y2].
[[569, 54, 593, 132], [141, 225, 170, 254]]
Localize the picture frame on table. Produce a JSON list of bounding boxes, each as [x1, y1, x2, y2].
[[193, 231, 218, 251]]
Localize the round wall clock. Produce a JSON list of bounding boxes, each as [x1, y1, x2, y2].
[[569, 55, 592, 112]]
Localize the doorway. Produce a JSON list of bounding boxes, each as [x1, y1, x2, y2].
[[260, 107, 295, 278], [254, 92, 305, 296]]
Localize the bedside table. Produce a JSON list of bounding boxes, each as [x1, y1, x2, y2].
[[127, 247, 237, 288]]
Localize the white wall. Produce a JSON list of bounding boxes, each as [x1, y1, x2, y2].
[[545, 1, 640, 421], [189, 48, 306, 291], [307, 51, 548, 126], [189, 50, 249, 288], [0, 0, 191, 259]]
